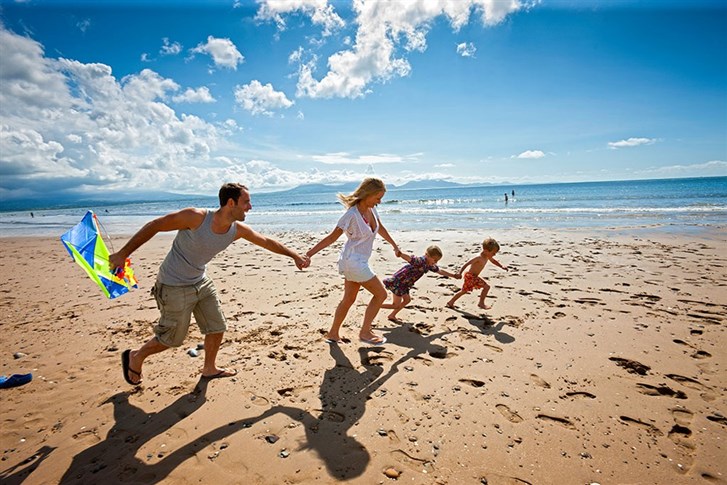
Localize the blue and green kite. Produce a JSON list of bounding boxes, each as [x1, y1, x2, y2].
[[60, 210, 138, 299]]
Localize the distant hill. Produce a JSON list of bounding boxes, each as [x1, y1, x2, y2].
[[0, 190, 195, 212], [392, 180, 471, 190], [276, 182, 361, 195], [279, 179, 488, 195]]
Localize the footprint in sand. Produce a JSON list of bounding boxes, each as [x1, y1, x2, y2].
[[706, 414, 727, 426], [482, 343, 503, 353], [314, 409, 345, 423], [562, 391, 596, 400], [668, 407, 696, 472], [536, 414, 576, 430], [496, 404, 523, 423], [636, 383, 687, 399], [529, 374, 550, 388], [459, 378, 486, 388], [239, 391, 270, 407], [609, 357, 651, 375], [673, 339, 712, 360], [670, 407, 694, 427], [619, 416, 663, 437], [666, 374, 718, 402], [72, 428, 101, 445], [389, 449, 432, 471]]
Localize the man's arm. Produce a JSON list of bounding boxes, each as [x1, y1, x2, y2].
[[236, 223, 309, 269], [108, 208, 205, 269]]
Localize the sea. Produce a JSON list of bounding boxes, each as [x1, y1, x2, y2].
[[1, 177, 726, 238]]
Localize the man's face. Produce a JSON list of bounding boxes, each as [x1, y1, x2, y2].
[[234, 190, 252, 221]]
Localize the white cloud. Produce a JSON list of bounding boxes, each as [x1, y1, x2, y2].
[[160, 38, 182, 56], [77, 19, 91, 33], [0, 24, 241, 198], [191, 36, 244, 70], [256, 0, 345, 37], [517, 149, 545, 159], [435, 163, 455, 168], [608, 137, 657, 149], [456, 42, 476, 57], [234, 80, 294, 116], [284, 0, 525, 99], [312, 152, 414, 165], [172, 86, 216, 103]]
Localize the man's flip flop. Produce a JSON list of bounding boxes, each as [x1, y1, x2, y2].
[[202, 369, 237, 380], [0, 373, 32, 389], [359, 336, 387, 346], [121, 349, 142, 386], [324, 338, 344, 344]]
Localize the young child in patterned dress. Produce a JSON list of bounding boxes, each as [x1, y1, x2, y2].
[[382, 245, 460, 322], [446, 237, 508, 310]]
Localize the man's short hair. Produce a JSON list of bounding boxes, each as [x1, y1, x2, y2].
[[219, 183, 248, 207]]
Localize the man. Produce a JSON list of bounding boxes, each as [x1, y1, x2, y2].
[[109, 183, 309, 385]]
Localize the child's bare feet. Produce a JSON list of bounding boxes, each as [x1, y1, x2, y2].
[[445, 302, 456, 309], [387, 316, 402, 323], [478, 303, 492, 310]]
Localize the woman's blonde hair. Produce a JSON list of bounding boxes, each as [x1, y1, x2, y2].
[[337, 177, 386, 208]]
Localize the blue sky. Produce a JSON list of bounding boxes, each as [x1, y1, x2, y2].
[[1, 0, 725, 202]]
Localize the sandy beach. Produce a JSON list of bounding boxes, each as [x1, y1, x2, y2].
[[1, 227, 725, 484]]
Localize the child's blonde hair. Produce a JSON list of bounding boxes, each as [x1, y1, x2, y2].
[[482, 237, 500, 253], [425, 245, 443, 259], [337, 177, 386, 208]]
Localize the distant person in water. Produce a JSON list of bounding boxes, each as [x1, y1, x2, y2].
[[512, 189, 515, 198], [504, 193, 509, 203], [381, 244, 459, 322], [109, 182, 309, 386], [306, 177, 401, 346], [446, 237, 508, 311]]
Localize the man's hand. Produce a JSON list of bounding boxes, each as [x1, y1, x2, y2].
[[108, 252, 126, 271], [294, 253, 310, 270]]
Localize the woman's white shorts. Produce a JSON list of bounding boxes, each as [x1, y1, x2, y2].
[[338, 256, 375, 283]]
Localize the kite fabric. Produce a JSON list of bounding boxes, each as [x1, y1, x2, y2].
[[60, 210, 138, 299]]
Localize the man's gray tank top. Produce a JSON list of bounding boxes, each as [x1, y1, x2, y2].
[[157, 209, 236, 286]]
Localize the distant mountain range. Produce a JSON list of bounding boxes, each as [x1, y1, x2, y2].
[[278, 179, 497, 195], [1, 179, 502, 212]]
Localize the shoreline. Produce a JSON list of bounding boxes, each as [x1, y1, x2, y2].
[[1, 228, 725, 484]]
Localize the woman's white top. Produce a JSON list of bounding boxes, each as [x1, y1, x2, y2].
[[336, 205, 379, 263]]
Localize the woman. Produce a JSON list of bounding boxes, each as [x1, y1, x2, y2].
[[307, 178, 400, 345]]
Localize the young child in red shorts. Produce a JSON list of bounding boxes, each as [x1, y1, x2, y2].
[[446, 237, 508, 310], [381, 245, 459, 322]]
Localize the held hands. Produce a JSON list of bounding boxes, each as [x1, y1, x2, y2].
[[293, 253, 311, 270]]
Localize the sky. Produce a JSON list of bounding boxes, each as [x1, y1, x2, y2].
[[1, 0, 726, 202]]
